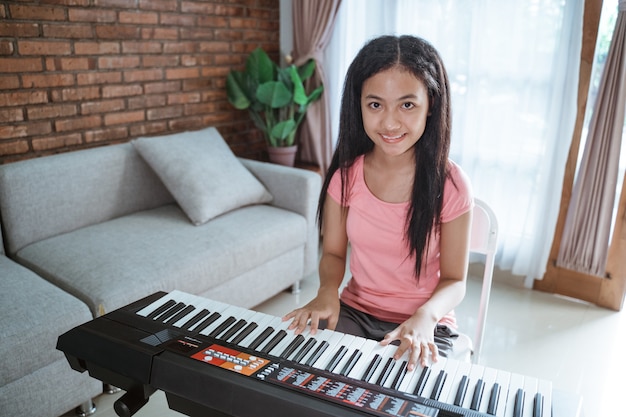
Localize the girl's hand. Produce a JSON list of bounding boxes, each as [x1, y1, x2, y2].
[[282, 290, 340, 335], [380, 312, 439, 371]]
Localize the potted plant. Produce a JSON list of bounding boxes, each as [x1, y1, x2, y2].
[[226, 47, 324, 166]]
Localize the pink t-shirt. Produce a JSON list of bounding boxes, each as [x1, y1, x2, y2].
[[328, 155, 473, 327]]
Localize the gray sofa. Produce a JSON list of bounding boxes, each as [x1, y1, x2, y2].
[[0, 127, 321, 416]]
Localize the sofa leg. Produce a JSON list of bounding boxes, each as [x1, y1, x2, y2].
[[291, 280, 301, 294], [75, 399, 96, 417], [104, 383, 121, 394]]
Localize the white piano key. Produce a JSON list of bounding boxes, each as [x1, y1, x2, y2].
[[169, 297, 219, 328], [187, 299, 233, 332], [264, 317, 298, 356], [136, 290, 186, 317], [224, 311, 268, 343], [522, 376, 539, 417], [170, 295, 221, 328], [420, 357, 447, 400], [198, 305, 246, 336], [444, 360, 471, 405], [536, 379, 552, 417], [311, 332, 349, 370], [478, 367, 499, 414], [504, 373, 525, 417], [397, 360, 425, 394], [435, 358, 460, 402], [301, 329, 334, 366], [217, 309, 257, 341], [382, 356, 409, 389], [333, 336, 366, 375], [346, 339, 378, 380], [237, 314, 275, 348], [322, 334, 355, 372], [492, 369, 511, 417], [366, 344, 397, 385], [462, 364, 486, 410]]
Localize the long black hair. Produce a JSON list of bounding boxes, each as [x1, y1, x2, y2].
[[318, 35, 452, 279]]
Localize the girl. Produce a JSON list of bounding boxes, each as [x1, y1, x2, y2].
[[283, 35, 473, 372]]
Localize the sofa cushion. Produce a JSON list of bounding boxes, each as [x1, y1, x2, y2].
[[15, 204, 307, 317], [133, 127, 272, 226], [0, 143, 174, 255], [0, 256, 93, 386]]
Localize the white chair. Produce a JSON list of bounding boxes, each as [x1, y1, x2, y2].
[[451, 198, 498, 363]]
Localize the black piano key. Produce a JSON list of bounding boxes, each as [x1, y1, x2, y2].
[[146, 299, 176, 319], [209, 316, 237, 338], [219, 319, 247, 341], [230, 322, 258, 345], [375, 357, 396, 386], [413, 366, 431, 397], [487, 383, 501, 415], [390, 361, 408, 391], [325, 345, 348, 372], [361, 354, 381, 382], [470, 378, 485, 410], [292, 338, 317, 363], [304, 340, 329, 366], [180, 308, 210, 330], [534, 393, 544, 417], [280, 335, 305, 359], [155, 302, 186, 322], [339, 350, 362, 376], [164, 304, 195, 324], [429, 370, 447, 400], [514, 388, 525, 417], [248, 327, 275, 350], [454, 375, 469, 406], [194, 312, 221, 333], [260, 330, 287, 354]]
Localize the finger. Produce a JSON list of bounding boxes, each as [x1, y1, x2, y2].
[[309, 312, 320, 335], [419, 343, 430, 367], [282, 310, 296, 322], [326, 315, 338, 331], [288, 312, 307, 334], [408, 345, 420, 371], [393, 337, 411, 360], [429, 342, 439, 363], [295, 313, 312, 334], [380, 329, 398, 346]]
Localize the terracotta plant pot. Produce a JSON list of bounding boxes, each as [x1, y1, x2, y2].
[[267, 145, 297, 167]]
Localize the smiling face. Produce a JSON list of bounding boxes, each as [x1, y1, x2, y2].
[[361, 66, 430, 158]]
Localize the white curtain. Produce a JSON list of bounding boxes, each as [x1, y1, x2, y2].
[[325, 0, 583, 284]]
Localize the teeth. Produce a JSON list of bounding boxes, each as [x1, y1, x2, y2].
[[382, 134, 402, 140]]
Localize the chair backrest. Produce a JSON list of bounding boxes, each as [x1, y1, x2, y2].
[[469, 198, 498, 363]]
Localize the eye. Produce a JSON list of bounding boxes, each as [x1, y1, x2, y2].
[[401, 102, 415, 110], [368, 102, 381, 109]]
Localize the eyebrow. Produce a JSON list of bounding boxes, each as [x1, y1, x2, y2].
[[363, 93, 419, 101]]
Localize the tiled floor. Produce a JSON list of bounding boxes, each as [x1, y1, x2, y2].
[[61, 265, 624, 417]]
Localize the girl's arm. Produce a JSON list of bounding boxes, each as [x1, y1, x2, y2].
[[283, 196, 349, 334], [381, 209, 472, 370]]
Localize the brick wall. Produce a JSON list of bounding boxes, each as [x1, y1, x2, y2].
[[0, 0, 280, 164]]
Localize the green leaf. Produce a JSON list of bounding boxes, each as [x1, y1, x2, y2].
[[307, 85, 324, 104], [247, 48, 274, 85], [257, 81, 292, 108], [271, 120, 297, 141], [298, 59, 316, 81], [226, 72, 251, 109], [290, 66, 308, 106]]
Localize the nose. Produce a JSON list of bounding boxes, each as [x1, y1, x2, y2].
[[381, 109, 401, 131]]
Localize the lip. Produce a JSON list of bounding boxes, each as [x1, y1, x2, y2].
[[380, 133, 406, 143]]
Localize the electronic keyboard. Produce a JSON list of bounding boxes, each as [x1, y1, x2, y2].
[[57, 290, 582, 417]]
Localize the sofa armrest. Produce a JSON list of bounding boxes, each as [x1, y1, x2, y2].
[[240, 158, 321, 277]]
